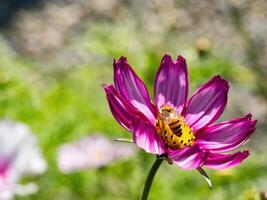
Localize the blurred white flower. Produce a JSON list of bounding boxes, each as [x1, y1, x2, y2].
[[0, 120, 47, 199], [57, 134, 136, 173]]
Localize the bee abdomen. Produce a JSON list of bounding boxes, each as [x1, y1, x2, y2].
[[168, 119, 182, 137]]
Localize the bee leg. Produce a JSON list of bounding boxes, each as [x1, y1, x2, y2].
[[167, 158, 173, 165]]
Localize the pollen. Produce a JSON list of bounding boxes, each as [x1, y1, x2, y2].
[[155, 105, 195, 150]]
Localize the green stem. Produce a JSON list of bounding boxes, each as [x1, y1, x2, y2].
[[141, 158, 163, 200]]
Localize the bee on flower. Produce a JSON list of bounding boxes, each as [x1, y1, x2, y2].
[[103, 54, 256, 171]]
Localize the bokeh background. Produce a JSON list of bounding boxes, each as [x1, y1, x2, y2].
[[0, 0, 267, 199]]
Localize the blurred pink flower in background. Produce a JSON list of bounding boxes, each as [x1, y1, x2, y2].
[[57, 134, 136, 173], [0, 120, 47, 200], [103, 55, 256, 170]]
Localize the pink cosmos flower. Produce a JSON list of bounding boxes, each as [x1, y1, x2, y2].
[[103, 55, 256, 170], [57, 134, 136, 173], [0, 120, 47, 199]]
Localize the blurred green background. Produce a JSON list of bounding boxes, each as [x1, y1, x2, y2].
[[0, 0, 267, 199]]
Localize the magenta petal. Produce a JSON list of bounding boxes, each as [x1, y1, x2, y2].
[[103, 84, 144, 131], [196, 114, 256, 153], [114, 57, 156, 123], [205, 151, 249, 169], [184, 76, 229, 131], [132, 117, 167, 155], [154, 55, 189, 114], [0, 156, 11, 177], [168, 145, 206, 170]]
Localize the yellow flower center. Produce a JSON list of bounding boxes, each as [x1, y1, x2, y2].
[[155, 105, 195, 149]]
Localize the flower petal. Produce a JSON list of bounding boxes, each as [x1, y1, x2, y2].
[[132, 117, 167, 155], [103, 84, 144, 131], [168, 145, 206, 170], [114, 57, 156, 122], [196, 114, 256, 153], [205, 151, 249, 169], [184, 76, 229, 131], [154, 55, 189, 114]]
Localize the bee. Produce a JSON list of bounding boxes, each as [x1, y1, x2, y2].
[[155, 105, 195, 150]]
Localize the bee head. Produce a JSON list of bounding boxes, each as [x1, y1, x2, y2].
[[159, 105, 177, 118]]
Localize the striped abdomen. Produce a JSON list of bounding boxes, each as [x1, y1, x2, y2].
[[155, 117, 195, 150], [155, 118, 182, 149], [168, 118, 182, 137]]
